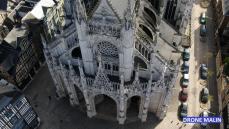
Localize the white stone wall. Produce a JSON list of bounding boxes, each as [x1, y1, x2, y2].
[[39, 0, 193, 124], [148, 91, 163, 112]]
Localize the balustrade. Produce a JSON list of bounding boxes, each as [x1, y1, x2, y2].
[[87, 23, 121, 37], [61, 61, 169, 97]]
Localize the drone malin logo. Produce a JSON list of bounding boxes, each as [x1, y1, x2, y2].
[[183, 117, 222, 123]]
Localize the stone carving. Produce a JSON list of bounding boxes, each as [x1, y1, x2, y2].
[[41, 0, 193, 125], [97, 41, 119, 57]]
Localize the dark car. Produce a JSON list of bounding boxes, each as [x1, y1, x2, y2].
[[200, 25, 207, 37], [182, 48, 190, 61], [179, 103, 188, 119], [181, 61, 189, 74], [200, 64, 208, 80], [200, 12, 206, 24], [179, 88, 188, 102], [200, 88, 209, 103]]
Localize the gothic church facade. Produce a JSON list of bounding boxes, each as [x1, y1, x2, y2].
[[34, 0, 193, 124]]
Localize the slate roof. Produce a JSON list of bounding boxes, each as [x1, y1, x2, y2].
[[7, 1, 37, 23], [0, 40, 19, 73], [0, 27, 27, 73], [22, 0, 55, 21], [0, 96, 13, 111], [4, 27, 28, 48], [89, 0, 136, 20], [0, 79, 21, 111], [0, 79, 17, 95]]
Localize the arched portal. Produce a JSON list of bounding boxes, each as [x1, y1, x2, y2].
[[139, 24, 153, 39], [144, 7, 157, 30], [126, 96, 141, 118], [94, 94, 117, 119], [72, 47, 82, 58]]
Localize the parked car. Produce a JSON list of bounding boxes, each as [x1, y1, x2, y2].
[[182, 48, 190, 61], [200, 111, 208, 128], [179, 88, 188, 102], [181, 61, 189, 73], [200, 88, 209, 103], [200, 12, 206, 24], [178, 102, 188, 119], [200, 64, 208, 80], [200, 25, 207, 37], [181, 74, 189, 88]]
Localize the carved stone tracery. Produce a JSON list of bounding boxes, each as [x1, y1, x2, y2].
[[97, 41, 119, 58]]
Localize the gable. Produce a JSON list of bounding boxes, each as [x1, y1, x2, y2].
[[90, 0, 120, 22]]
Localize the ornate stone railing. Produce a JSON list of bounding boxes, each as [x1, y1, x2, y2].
[[123, 81, 149, 96], [87, 23, 121, 37], [63, 62, 168, 98]]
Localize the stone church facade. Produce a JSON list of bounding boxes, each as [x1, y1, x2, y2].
[[36, 0, 193, 124]]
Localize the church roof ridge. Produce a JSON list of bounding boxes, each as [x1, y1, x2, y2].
[[106, 0, 122, 21], [108, 0, 135, 19]]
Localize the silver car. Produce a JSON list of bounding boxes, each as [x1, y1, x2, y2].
[[200, 111, 208, 128]]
